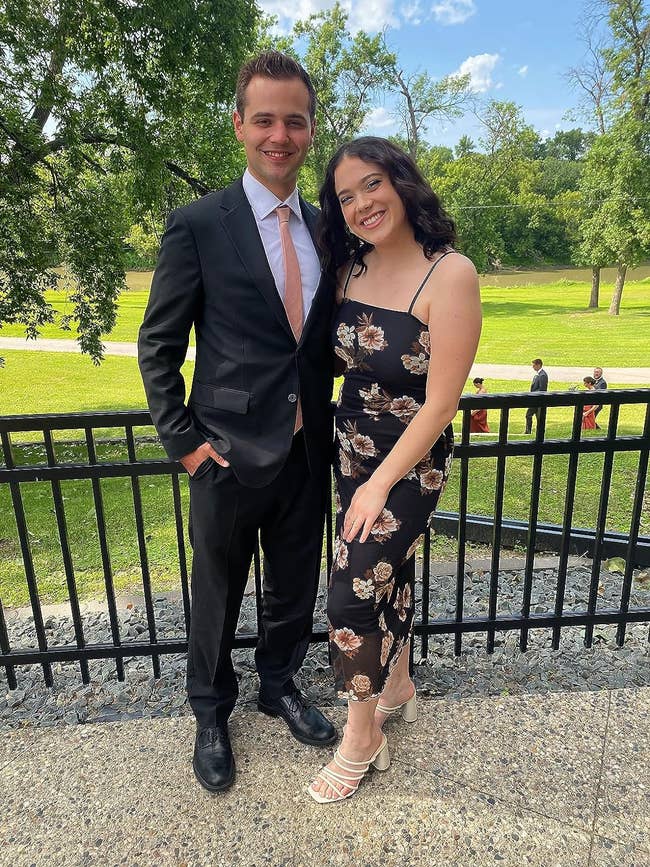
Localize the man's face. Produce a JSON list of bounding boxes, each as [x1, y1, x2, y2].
[[594, 368, 602, 378], [532, 361, 541, 371], [233, 76, 314, 200]]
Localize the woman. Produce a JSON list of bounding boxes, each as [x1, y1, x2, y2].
[[470, 377, 490, 433], [582, 376, 597, 430], [310, 137, 481, 803]]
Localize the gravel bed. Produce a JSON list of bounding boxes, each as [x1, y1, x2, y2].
[[2, 564, 649, 729]]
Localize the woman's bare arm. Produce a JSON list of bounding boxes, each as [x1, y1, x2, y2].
[[342, 254, 482, 543]]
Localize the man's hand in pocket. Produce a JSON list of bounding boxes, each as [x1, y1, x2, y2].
[[180, 442, 230, 476]]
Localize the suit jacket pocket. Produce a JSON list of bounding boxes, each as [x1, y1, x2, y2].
[[191, 383, 250, 414]]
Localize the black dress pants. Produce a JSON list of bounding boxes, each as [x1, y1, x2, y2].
[[186, 433, 327, 728], [525, 406, 540, 433]]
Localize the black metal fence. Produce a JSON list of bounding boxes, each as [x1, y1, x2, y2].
[[1, 388, 649, 689]]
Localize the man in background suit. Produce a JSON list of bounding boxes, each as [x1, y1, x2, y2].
[[525, 357, 548, 434], [593, 366, 608, 429], [138, 52, 336, 794]]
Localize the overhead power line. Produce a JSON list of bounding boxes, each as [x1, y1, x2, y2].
[[447, 194, 650, 212]]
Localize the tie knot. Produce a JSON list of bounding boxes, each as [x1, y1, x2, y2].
[[276, 205, 291, 224]]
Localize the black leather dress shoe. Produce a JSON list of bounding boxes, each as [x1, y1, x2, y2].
[[257, 689, 337, 746], [192, 724, 235, 793]]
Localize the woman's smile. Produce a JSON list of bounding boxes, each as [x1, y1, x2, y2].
[[358, 210, 386, 229]]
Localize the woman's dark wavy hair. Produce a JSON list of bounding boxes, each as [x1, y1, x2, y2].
[[317, 136, 456, 279]]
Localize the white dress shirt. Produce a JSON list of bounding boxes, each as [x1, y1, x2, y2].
[[242, 169, 321, 325]]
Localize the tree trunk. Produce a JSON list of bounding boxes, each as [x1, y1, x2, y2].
[[588, 267, 600, 308], [608, 262, 627, 315], [395, 69, 418, 162]]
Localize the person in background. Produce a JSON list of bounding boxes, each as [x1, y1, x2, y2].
[[469, 377, 490, 433], [592, 366, 607, 429], [581, 376, 598, 431], [524, 358, 548, 435]]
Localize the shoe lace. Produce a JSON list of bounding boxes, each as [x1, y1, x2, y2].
[[197, 727, 227, 749], [286, 689, 309, 714]]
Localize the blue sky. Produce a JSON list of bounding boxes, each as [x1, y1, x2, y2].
[[260, 0, 595, 149]]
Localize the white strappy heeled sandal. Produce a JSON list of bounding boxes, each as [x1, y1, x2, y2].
[[308, 734, 391, 804], [376, 689, 417, 723]]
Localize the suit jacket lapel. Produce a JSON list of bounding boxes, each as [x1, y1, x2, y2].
[[300, 196, 319, 242], [220, 179, 294, 341], [299, 196, 328, 343]]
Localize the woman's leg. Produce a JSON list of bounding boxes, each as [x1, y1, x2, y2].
[[375, 637, 415, 728], [310, 698, 384, 800]]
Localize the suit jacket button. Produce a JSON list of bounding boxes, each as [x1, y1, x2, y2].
[[288, 393, 297, 403]]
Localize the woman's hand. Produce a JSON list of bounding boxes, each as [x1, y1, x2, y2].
[[343, 479, 389, 543]]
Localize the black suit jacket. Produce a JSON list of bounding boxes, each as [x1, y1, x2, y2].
[[530, 369, 548, 392], [138, 179, 335, 488]]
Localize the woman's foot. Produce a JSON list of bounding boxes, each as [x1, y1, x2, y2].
[[309, 726, 385, 802], [375, 678, 416, 728]]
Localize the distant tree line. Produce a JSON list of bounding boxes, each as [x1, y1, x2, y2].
[[1, 0, 648, 358]]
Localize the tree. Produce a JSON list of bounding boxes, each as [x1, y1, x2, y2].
[[573, 0, 650, 314], [579, 120, 650, 314], [436, 153, 507, 272], [567, 12, 613, 135], [391, 65, 471, 161], [291, 4, 396, 193], [534, 128, 595, 161], [417, 143, 455, 183], [455, 135, 476, 159], [0, 0, 257, 359]]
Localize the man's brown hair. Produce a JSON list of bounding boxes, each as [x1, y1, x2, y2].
[[235, 51, 316, 121]]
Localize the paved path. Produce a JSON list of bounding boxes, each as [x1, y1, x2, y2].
[[1, 688, 648, 865], [2, 337, 650, 383]]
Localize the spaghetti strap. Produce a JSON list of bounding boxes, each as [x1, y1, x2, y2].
[[407, 249, 455, 314], [342, 259, 357, 298]]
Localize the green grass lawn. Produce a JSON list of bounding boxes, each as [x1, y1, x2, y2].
[[1, 271, 649, 366], [477, 279, 650, 367], [0, 350, 195, 416]]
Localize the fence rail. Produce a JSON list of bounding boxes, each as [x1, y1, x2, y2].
[[1, 389, 649, 689]]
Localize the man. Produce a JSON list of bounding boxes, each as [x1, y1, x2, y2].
[[593, 366, 607, 429], [524, 358, 548, 435], [138, 51, 336, 794]]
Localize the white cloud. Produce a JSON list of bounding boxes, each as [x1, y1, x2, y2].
[[259, 0, 398, 34], [518, 65, 528, 78], [259, 0, 326, 32], [348, 0, 399, 31], [400, 0, 423, 24], [453, 53, 500, 93], [432, 0, 476, 25], [363, 106, 396, 131]]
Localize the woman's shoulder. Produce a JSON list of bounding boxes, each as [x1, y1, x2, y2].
[[438, 250, 478, 280], [421, 250, 478, 299]]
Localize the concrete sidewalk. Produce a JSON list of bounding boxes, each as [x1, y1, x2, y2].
[[1, 336, 649, 384], [1, 687, 648, 866]]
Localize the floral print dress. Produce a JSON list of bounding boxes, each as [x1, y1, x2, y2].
[[328, 254, 454, 701]]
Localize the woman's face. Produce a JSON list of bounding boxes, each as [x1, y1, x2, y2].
[[333, 155, 408, 246]]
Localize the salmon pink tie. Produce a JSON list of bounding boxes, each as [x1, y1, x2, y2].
[[276, 205, 304, 339], [276, 205, 303, 431]]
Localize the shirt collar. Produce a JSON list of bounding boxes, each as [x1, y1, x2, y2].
[[243, 169, 303, 222]]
